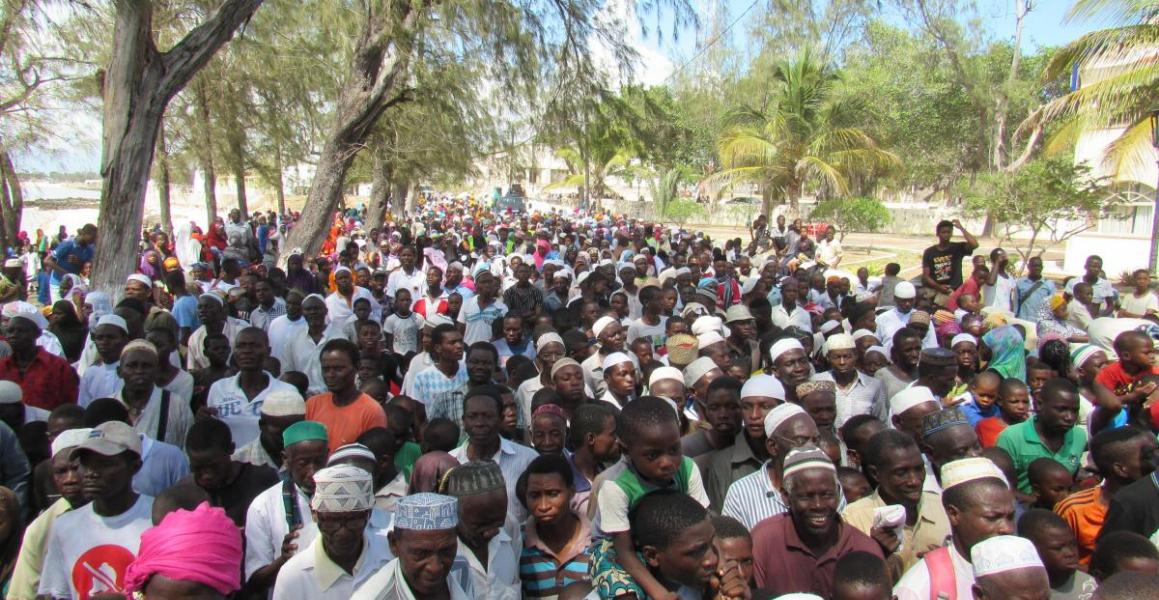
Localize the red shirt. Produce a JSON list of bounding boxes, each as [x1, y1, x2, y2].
[[976, 416, 1009, 448], [752, 513, 882, 598], [1094, 361, 1159, 396], [0, 349, 79, 410]]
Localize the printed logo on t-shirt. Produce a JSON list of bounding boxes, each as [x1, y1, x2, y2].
[[72, 544, 136, 599]]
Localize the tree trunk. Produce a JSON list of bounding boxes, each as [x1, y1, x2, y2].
[[280, 2, 420, 261], [89, 0, 264, 294], [232, 157, 247, 216], [156, 118, 173, 235], [225, 95, 248, 215], [194, 79, 218, 225], [273, 142, 285, 216], [390, 179, 409, 219], [992, 0, 1030, 170], [0, 150, 22, 248], [366, 143, 390, 231]]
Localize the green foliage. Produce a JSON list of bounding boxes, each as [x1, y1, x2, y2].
[[808, 197, 891, 240], [714, 53, 899, 214], [661, 198, 705, 226], [958, 158, 1114, 270]]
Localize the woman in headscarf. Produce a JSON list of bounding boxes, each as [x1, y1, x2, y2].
[[0, 486, 23, 595], [48, 299, 88, 363], [82, 291, 113, 329], [123, 502, 242, 599], [407, 451, 459, 494], [139, 249, 162, 282], [1037, 292, 1089, 344], [981, 324, 1026, 382]]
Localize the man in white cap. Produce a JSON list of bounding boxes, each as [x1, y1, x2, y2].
[[0, 312, 78, 412], [7, 428, 89, 600], [581, 314, 627, 397], [0, 380, 47, 431], [233, 389, 306, 471], [893, 456, 1016, 600], [273, 464, 393, 599], [723, 403, 843, 528], [703, 374, 784, 512], [768, 338, 811, 404], [875, 281, 918, 348], [697, 331, 730, 371], [515, 331, 566, 425], [680, 356, 726, 456], [186, 292, 247, 371], [123, 273, 153, 305], [39, 421, 154, 600], [599, 352, 637, 408], [327, 266, 381, 331], [813, 333, 887, 427], [115, 340, 195, 448], [970, 535, 1050, 599], [890, 386, 941, 443], [353, 493, 469, 600], [78, 314, 130, 406]]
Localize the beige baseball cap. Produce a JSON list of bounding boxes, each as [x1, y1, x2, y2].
[[72, 421, 141, 458]]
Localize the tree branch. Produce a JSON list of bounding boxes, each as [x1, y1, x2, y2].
[[158, 0, 264, 102]]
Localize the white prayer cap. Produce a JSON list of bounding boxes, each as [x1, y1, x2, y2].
[[697, 331, 726, 350], [769, 338, 805, 364], [601, 352, 634, 373], [3, 302, 47, 330], [691, 316, 724, 336], [51, 427, 92, 458], [770, 595, 823, 600], [951, 333, 978, 348], [592, 315, 618, 338], [333, 266, 352, 275], [425, 313, 454, 328], [328, 443, 376, 466], [894, 281, 916, 299], [310, 464, 374, 512], [819, 320, 842, 335], [126, 273, 152, 289], [2, 259, 19, 269], [741, 374, 785, 401], [971, 535, 1044, 578], [649, 366, 684, 387], [889, 386, 937, 416], [260, 389, 306, 417], [395, 493, 459, 530], [852, 329, 877, 342], [781, 446, 837, 481], [0, 381, 20, 405], [683, 356, 720, 388], [675, 267, 692, 277], [536, 332, 565, 351], [658, 268, 677, 286], [823, 334, 855, 354], [865, 345, 888, 358], [598, 258, 613, 267], [199, 292, 226, 306], [764, 403, 808, 437], [941, 457, 1008, 490]]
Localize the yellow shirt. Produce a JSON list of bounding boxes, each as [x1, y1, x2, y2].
[[7, 498, 73, 600], [841, 488, 951, 574]]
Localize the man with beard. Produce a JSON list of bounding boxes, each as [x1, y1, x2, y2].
[[875, 281, 918, 353], [752, 446, 881, 597], [814, 333, 887, 426], [769, 338, 811, 404]]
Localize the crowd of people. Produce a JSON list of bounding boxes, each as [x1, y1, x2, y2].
[[0, 196, 1156, 600]]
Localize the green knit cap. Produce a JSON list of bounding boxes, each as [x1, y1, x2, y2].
[[283, 420, 328, 447]]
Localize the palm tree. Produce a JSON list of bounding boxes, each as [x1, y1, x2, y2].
[[715, 53, 899, 216], [1025, 1, 1159, 178]]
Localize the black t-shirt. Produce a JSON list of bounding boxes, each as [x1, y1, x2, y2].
[[1100, 473, 1159, 542], [921, 241, 973, 289], [186, 462, 280, 527]]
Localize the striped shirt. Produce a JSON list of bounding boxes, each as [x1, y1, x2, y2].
[[813, 370, 888, 427], [722, 461, 848, 529], [410, 362, 470, 426], [519, 514, 593, 599]]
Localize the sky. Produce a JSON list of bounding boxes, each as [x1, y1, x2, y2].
[[21, 0, 1103, 175]]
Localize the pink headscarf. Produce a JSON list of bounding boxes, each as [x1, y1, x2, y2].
[[123, 502, 242, 596]]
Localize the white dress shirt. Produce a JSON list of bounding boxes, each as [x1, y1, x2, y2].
[[325, 286, 382, 330], [282, 325, 346, 396], [78, 361, 121, 407], [453, 515, 522, 600], [268, 314, 308, 364], [449, 438, 539, 522], [244, 480, 318, 581], [273, 532, 393, 600]]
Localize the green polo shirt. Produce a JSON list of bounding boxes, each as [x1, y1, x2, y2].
[[996, 417, 1087, 493]]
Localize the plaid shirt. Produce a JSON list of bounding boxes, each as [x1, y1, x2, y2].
[[0, 349, 79, 410], [411, 362, 470, 426]]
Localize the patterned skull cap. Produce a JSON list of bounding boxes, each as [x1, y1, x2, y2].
[[310, 464, 373, 513], [395, 493, 459, 531]]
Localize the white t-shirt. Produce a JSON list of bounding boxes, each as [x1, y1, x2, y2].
[[206, 372, 300, 447], [626, 317, 668, 351], [1121, 291, 1159, 316], [383, 312, 426, 355], [39, 495, 155, 599], [982, 274, 1016, 312], [461, 296, 508, 345]]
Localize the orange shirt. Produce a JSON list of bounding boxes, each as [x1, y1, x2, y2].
[[1055, 486, 1107, 567], [306, 392, 387, 452]]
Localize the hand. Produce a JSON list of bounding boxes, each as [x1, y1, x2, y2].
[[1137, 381, 1159, 403], [952, 219, 964, 230], [278, 528, 301, 561], [870, 525, 901, 554], [711, 561, 752, 600]]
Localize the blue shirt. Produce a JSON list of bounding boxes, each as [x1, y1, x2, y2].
[[959, 397, 999, 427], [1015, 277, 1056, 321], [49, 239, 93, 282], [171, 294, 200, 331]]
